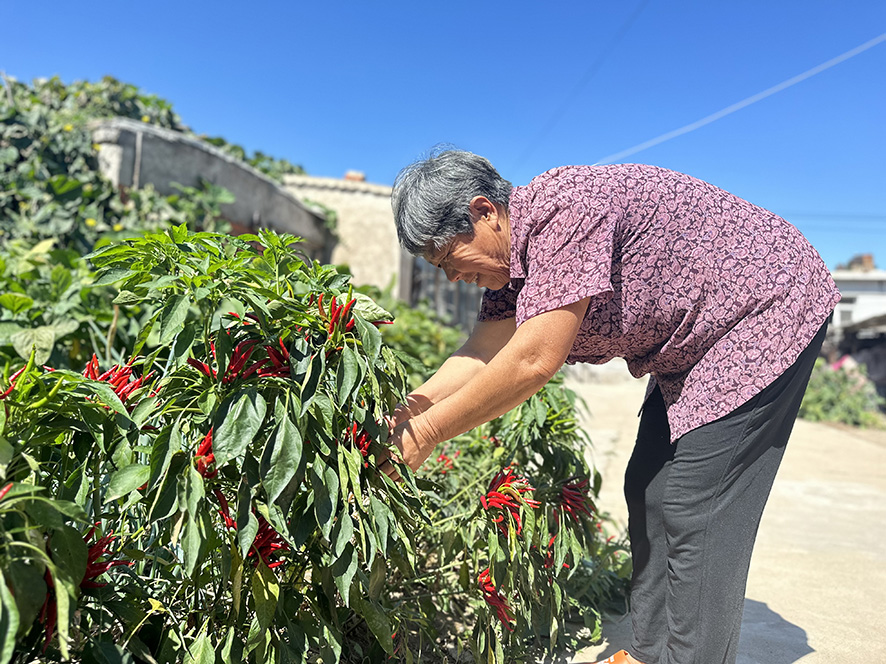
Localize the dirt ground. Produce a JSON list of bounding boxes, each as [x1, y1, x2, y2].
[[559, 362, 886, 664]]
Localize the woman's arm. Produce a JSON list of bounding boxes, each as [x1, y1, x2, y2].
[[388, 297, 590, 472], [392, 316, 517, 424]]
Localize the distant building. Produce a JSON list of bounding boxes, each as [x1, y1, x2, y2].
[[830, 254, 886, 341]]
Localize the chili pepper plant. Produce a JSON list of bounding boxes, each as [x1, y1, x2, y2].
[[0, 226, 629, 663], [397, 376, 631, 663]]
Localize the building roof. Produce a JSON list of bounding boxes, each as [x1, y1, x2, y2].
[[831, 269, 886, 282], [284, 174, 392, 197]]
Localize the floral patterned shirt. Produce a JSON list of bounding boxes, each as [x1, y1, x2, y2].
[[478, 164, 840, 442]]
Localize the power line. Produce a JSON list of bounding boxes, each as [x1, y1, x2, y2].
[[593, 32, 886, 165], [509, 0, 651, 171], [781, 212, 886, 221]]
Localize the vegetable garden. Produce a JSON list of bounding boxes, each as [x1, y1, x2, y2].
[[0, 75, 630, 663]]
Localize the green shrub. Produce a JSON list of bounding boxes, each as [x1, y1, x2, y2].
[[800, 358, 885, 428]]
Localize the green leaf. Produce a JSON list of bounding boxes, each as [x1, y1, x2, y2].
[[213, 388, 267, 468], [331, 544, 357, 606], [369, 494, 391, 555], [351, 292, 393, 323], [354, 316, 382, 365], [0, 569, 20, 664], [260, 408, 302, 504], [159, 294, 191, 345], [335, 346, 360, 404], [106, 464, 150, 502], [252, 559, 280, 631], [0, 293, 34, 315], [182, 510, 208, 578], [112, 290, 146, 305], [310, 460, 338, 540], [352, 595, 393, 655], [10, 326, 54, 364], [184, 622, 215, 664], [0, 322, 24, 346], [0, 146, 18, 166], [92, 268, 137, 287], [368, 555, 386, 602], [48, 174, 82, 197], [48, 525, 88, 598], [237, 481, 259, 560], [83, 641, 136, 664], [82, 380, 131, 417], [333, 512, 354, 558]]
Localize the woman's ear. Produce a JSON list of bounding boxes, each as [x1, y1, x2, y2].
[[469, 196, 497, 223]]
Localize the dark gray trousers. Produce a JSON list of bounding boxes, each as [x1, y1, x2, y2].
[[624, 323, 826, 664]]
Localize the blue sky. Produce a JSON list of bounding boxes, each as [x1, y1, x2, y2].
[[3, 0, 884, 269]]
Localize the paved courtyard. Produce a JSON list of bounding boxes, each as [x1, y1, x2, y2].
[[561, 362, 886, 664]]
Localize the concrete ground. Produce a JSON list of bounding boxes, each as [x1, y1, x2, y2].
[[559, 361, 886, 664]]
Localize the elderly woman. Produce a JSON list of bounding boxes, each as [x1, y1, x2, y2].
[[385, 149, 839, 664]]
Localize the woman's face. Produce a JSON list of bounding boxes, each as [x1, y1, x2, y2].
[[425, 197, 511, 290]]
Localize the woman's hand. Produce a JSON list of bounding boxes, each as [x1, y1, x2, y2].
[[377, 417, 436, 481]]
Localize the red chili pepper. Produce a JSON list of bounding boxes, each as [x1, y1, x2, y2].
[[339, 298, 356, 324], [264, 345, 286, 369], [0, 483, 13, 502], [240, 358, 270, 380], [187, 358, 216, 379], [318, 293, 325, 318]]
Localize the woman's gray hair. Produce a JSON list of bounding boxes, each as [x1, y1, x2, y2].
[[391, 148, 513, 256]]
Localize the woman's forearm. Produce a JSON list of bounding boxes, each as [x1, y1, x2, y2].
[[391, 298, 590, 470], [393, 317, 517, 423]]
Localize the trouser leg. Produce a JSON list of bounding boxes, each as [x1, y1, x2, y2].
[[625, 323, 826, 664], [624, 386, 673, 663]]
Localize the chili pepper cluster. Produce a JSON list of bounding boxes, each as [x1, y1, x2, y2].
[[210, 487, 288, 568], [39, 527, 132, 652], [556, 477, 594, 524], [83, 354, 155, 410], [187, 336, 291, 383], [435, 446, 460, 474], [248, 515, 290, 569], [481, 466, 541, 537], [200, 450, 288, 570], [347, 422, 373, 460], [477, 568, 515, 631], [318, 293, 357, 335]]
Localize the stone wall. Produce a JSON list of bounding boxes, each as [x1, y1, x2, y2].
[[91, 118, 333, 259], [284, 174, 408, 298]]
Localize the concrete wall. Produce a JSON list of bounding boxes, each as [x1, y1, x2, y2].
[[831, 269, 886, 340], [284, 174, 408, 297], [91, 118, 333, 259]]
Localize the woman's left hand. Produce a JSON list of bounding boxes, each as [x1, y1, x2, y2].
[[377, 418, 434, 481]]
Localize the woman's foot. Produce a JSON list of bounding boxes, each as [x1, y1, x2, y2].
[[576, 650, 647, 664]]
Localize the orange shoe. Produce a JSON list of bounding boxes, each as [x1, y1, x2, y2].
[[574, 650, 632, 664]]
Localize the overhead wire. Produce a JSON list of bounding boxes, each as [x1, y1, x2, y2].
[[509, 0, 651, 171], [593, 32, 886, 165]]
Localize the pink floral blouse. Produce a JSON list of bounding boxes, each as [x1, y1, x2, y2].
[[478, 164, 840, 442]]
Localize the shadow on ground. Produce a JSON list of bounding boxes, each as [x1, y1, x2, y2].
[[736, 599, 814, 664], [552, 599, 813, 664]]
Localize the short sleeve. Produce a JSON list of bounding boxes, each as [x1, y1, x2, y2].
[[477, 281, 520, 322], [516, 197, 619, 325]]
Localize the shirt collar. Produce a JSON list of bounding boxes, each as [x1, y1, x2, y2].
[[507, 185, 530, 280]]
